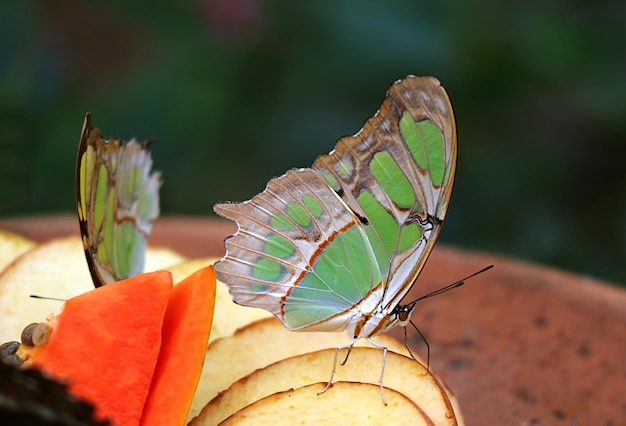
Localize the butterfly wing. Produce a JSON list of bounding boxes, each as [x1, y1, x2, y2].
[[312, 76, 457, 311], [215, 168, 382, 331], [0, 361, 108, 425], [215, 76, 456, 334], [76, 113, 161, 288]]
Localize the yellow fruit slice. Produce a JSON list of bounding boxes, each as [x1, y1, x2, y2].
[[191, 347, 456, 425], [0, 230, 35, 273], [187, 317, 413, 421], [220, 382, 432, 426]]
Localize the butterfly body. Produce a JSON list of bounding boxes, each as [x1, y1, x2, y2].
[[215, 76, 456, 339], [76, 113, 161, 287]]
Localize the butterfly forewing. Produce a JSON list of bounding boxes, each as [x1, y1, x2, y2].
[[215, 76, 456, 337], [76, 113, 161, 288], [312, 76, 456, 311]]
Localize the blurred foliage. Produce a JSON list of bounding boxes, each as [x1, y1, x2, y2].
[[0, 0, 624, 284]]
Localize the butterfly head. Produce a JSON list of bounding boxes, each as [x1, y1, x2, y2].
[[391, 301, 417, 328]]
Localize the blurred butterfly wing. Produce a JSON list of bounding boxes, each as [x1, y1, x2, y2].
[[76, 113, 161, 287], [0, 361, 109, 425]]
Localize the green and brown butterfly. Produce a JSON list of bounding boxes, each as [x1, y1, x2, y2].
[[214, 75, 456, 345], [76, 113, 161, 288]]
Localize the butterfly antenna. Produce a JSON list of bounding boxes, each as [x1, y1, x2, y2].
[[413, 265, 493, 303], [29, 295, 66, 302], [402, 265, 493, 371]]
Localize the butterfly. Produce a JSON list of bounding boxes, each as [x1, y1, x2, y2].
[[214, 75, 456, 346], [76, 113, 161, 288], [0, 361, 109, 425], [214, 76, 457, 339]]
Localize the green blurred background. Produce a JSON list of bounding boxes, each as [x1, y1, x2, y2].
[[1, 1, 624, 284]]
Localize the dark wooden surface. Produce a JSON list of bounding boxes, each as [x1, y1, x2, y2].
[[1, 216, 624, 425]]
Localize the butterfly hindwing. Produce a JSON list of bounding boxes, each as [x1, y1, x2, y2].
[[214, 168, 382, 329], [76, 113, 161, 288]]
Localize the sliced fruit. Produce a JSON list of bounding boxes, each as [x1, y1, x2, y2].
[[140, 265, 216, 426], [0, 230, 35, 274], [219, 382, 432, 426], [187, 316, 413, 421], [168, 258, 271, 343], [23, 270, 173, 425], [143, 245, 186, 273], [0, 236, 185, 343], [191, 347, 455, 426], [446, 385, 465, 425]]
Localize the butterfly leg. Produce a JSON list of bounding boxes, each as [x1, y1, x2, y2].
[[402, 326, 415, 360], [366, 337, 389, 405], [339, 342, 355, 366], [317, 338, 359, 397], [406, 321, 431, 373]]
